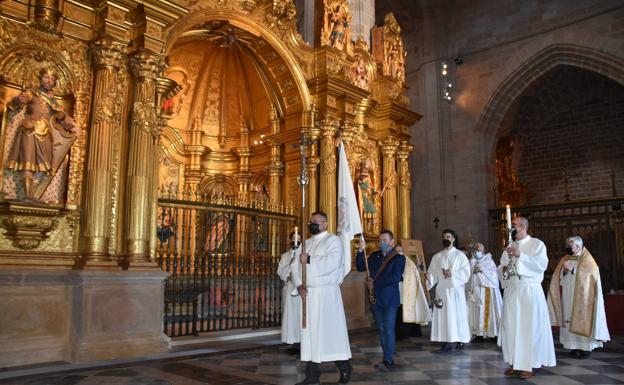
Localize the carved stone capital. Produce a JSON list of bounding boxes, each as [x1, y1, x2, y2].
[[91, 41, 126, 69], [130, 50, 166, 80], [0, 202, 61, 250]]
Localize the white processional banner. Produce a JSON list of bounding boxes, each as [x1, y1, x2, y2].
[[337, 141, 362, 282]]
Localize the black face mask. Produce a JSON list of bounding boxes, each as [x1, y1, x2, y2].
[[442, 239, 452, 248], [309, 223, 321, 235], [565, 246, 574, 255], [291, 241, 300, 249], [511, 228, 518, 241]]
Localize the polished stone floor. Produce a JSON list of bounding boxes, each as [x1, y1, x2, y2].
[[2, 331, 623, 385]]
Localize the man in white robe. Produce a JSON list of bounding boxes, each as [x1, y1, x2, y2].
[[427, 229, 471, 353], [292, 211, 352, 385], [277, 231, 301, 352], [547, 236, 610, 359], [497, 216, 556, 379], [467, 243, 503, 340]]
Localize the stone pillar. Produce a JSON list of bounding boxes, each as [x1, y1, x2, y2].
[[126, 50, 165, 266], [396, 141, 413, 241], [268, 108, 284, 206], [350, 0, 376, 45], [381, 137, 399, 233], [81, 41, 126, 264], [319, 123, 337, 232]]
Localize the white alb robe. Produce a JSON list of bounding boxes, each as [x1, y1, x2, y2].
[[277, 246, 301, 344], [292, 231, 351, 363], [559, 259, 610, 351], [427, 247, 471, 343], [467, 253, 503, 338], [497, 235, 556, 371]]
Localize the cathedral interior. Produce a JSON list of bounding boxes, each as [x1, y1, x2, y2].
[[0, 0, 623, 383]]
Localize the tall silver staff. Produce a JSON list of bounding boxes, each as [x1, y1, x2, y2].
[[298, 130, 310, 329]]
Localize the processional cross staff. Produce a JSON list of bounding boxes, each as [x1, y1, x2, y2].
[[297, 130, 314, 329]]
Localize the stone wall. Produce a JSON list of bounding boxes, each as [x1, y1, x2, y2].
[[379, 0, 624, 253]]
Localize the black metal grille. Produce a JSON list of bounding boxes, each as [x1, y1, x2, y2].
[[157, 192, 296, 337]]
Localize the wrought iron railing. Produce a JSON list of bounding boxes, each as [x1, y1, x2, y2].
[[488, 197, 624, 292], [157, 189, 297, 337]]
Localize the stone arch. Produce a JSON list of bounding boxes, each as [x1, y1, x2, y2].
[[163, 10, 312, 118], [476, 44, 624, 206]]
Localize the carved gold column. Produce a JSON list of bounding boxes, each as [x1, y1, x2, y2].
[[184, 116, 205, 192], [381, 137, 399, 233], [396, 141, 413, 241], [306, 126, 320, 215], [267, 108, 284, 206], [81, 41, 126, 264], [234, 116, 252, 200], [126, 50, 165, 266], [319, 122, 337, 232]]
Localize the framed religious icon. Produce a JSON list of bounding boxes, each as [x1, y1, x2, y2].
[[400, 239, 425, 269]]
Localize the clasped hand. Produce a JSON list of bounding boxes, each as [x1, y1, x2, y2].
[[505, 244, 519, 258], [562, 260, 574, 272], [442, 268, 452, 278]]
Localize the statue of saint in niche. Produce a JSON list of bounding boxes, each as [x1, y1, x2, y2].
[[357, 159, 378, 234], [2, 66, 78, 203]]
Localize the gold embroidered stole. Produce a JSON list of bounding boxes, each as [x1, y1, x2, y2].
[[547, 249, 598, 337]]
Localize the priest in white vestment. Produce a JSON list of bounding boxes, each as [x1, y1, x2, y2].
[[467, 243, 503, 339], [277, 231, 301, 349], [497, 216, 556, 379], [547, 236, 610, 359], [292, 211, 352, 385], [427, 229, 471, 353]]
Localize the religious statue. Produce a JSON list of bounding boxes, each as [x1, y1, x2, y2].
[[157, 207, 175, 244], [322, 0, 351, 52], [372, 13, 406, 84], [2, 67, 78, 203], [352, 57, 369, 90], [357, 159, 378, 234]]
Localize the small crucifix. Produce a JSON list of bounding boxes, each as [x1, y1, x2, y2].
[[433, 216, 440, 229]]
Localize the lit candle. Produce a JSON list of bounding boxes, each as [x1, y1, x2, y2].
[[506, 205, 512, 230], [294, 226, 298, 243]]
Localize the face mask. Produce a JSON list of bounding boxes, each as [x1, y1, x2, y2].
[[474, 251, 483, 259], [442, 239, 452, 248], [380, 241, 392, 254], [565, 246, 574, 255], [511, 228, 518, 241], [291, 241, 300, 249], [309, 223, 320, 235]]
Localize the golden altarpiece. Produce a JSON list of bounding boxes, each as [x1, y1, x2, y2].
[[0, 0, 420, 367]]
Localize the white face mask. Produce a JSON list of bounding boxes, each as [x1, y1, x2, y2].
[[474, 251, 483, 259]]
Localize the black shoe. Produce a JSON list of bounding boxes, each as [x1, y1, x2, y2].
[[374, 361, 395, 372], [578, 350, 591, 359], [570, 349, 581, 358], [286, 347, 300, 355], [435, 343, 453, 353], [338, 364, 352, 384], [455, 342, 464, 351], [295, 379, 320, 385]]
